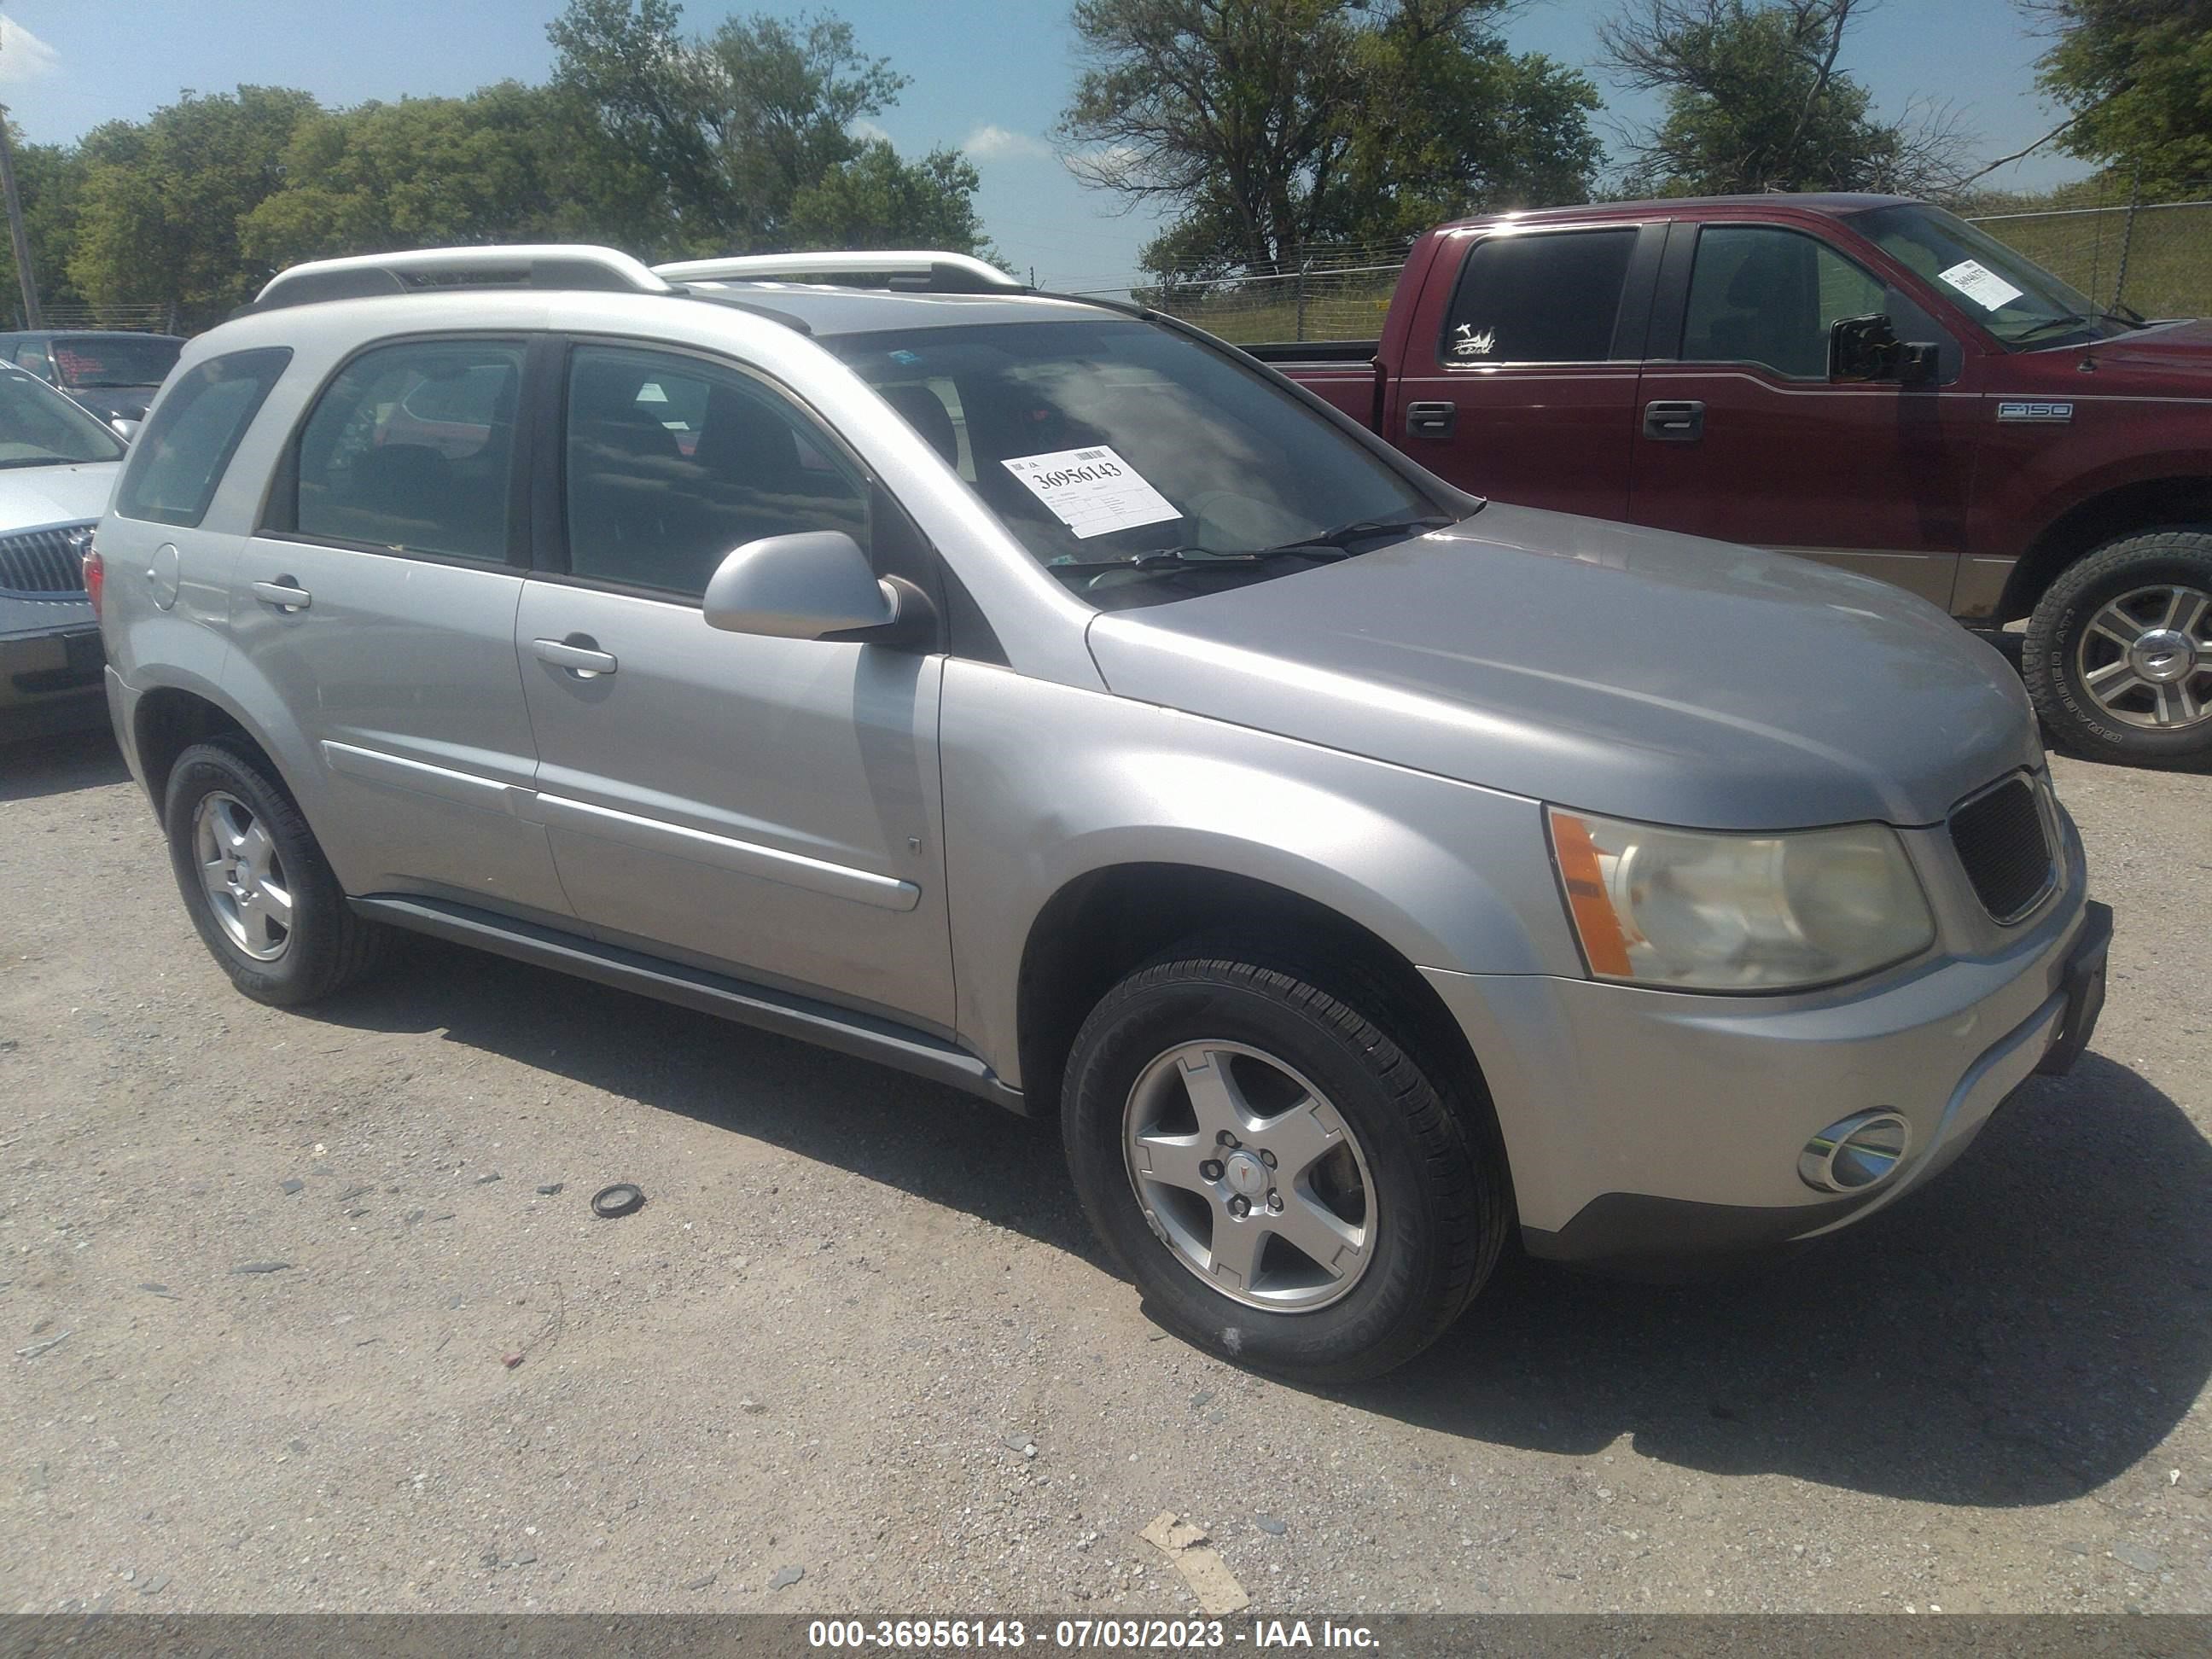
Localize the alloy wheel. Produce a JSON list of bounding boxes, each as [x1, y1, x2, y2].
[[2075, 583, 2212, 731], [1121, 1041, 1376, 1313], [193, 790, 294, 961]]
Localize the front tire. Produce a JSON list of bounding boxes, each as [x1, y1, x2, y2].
[[1062, 946, 1511, 1383], [163, 736, 392, 1005], [2023, 530, 2212, 767]]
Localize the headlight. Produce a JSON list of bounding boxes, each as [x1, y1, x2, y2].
[[1548, 807, 1935, 992]]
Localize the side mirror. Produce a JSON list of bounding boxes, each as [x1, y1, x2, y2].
[[1829, 314, 1940, 385], [701, 530, 927, 644]]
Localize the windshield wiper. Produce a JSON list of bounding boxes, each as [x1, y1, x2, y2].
[[1267, 513, 1457, 554], [1049, 544, 1354, 575], [2006, 312, 2096, 344]]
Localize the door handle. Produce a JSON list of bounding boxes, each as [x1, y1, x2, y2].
[[250, 578, 311, 612], [533, 636, 619, 678], [1643, 399, 1705, 441], [1406, 399, 1457, 438]]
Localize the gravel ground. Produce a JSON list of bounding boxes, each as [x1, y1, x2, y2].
[[1, 731, 2207, 1616]]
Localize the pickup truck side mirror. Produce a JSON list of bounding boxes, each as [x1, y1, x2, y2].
[[1829, 314, 1940, 387], [701, 530, 934, 647]]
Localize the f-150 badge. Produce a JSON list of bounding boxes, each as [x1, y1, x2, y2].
[[1997, 401, 2075, 422]]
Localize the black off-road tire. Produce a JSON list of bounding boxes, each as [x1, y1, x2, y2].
[[2023, 530, 2212, 768], [163, 736, 393, 1005], [1062, 942, 1512, 1384]]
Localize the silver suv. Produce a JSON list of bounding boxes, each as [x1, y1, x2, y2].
[[96, 246, 2111, 1381]]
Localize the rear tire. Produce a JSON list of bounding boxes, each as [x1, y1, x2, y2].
[[163, 736, 393, 1005], [1062, 942, 1511, 1383], [2023, 530, 2212, 767]]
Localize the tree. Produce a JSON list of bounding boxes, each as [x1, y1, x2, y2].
[[2025, 1, 2212, 190], [785, 141, 992, 252], [0, 125, 88, 323], [239, 84, 579, 271], [67, 86, 322, 327], [1059, 0, 1602, 281], [548, 0, 992, 258], [1598, 0, 1974, 198]]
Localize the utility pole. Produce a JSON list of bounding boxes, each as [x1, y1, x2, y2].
[[0, 13, 42, 330], [0, 112, 38, 329]]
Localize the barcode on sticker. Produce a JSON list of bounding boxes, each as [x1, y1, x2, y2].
[[1076, 448, 1108, 461]]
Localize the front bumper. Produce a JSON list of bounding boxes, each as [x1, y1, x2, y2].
[[1, 621, 105, 726], [1421, 868, 2110, 1271]]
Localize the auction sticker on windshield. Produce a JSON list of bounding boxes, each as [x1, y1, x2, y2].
[[1003, 445, 1179, 539], [1937, 258, 2026, 312]]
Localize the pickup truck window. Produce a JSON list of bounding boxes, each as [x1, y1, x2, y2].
[[1681, 226, 1883, 380], [831, 318, 1442, 608], [1679, 224, 1959, 381], [1847, 201, 2134, 350], [1440, 229, 1638, 364]]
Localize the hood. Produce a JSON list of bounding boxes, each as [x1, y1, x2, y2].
[[1085, 504, 2040, 830], [2057, 318, 2212, 387], [0, 461, 120, 531]]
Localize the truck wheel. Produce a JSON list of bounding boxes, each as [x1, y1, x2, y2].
[[1062, 946, 1511, 1383], [163, 736, 393, 1005], [2023, 530, 2212, 766]]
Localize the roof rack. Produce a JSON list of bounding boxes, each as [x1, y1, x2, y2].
[[253, 246, 676, 312], [653, 250, 1023, 294]]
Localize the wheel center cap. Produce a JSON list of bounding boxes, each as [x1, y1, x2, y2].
[[1223, 1150, 1268, 1200], [2131, 628, 2196, 682]]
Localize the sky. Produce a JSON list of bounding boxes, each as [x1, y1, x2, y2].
[[3, 1, 2093, 290]]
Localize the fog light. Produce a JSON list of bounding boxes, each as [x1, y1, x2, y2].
[[1799, 1110, 1912, 1194]]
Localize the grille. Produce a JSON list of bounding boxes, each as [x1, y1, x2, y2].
[[0, 522, 94, 597], [1949, 777, 2054, 923]]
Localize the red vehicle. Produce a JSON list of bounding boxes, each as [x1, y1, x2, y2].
[[1259, 194, 2212, 767]]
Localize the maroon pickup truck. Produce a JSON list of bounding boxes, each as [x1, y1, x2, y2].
[[1259, 193, 2212, 767]]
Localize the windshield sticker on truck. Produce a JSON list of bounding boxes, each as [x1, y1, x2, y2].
[[1002, 445, 1180, 539], [1936, 259, 2025, 312]]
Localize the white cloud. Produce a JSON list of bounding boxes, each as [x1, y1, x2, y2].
[[0, 17, 60, 84], [847, 118, 895, 147], [964, 124, 1052, 162]]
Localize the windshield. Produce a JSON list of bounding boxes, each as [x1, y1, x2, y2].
[[52, 334, 183, 389], [0, 369, 127, 468], [828, 317, 1452, 608], [1848, 202, 2135, 350]]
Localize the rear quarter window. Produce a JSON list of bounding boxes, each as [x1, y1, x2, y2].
[[114, 348, 294, 528]]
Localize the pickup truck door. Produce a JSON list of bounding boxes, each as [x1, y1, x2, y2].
[[513, 340, 956, 1033], [1384, 221, 1664, 518], [1627, 220, 1980, 608]]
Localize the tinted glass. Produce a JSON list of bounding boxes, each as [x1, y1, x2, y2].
[[563, 346, 866, 598], [830, 318, 1442, 608], [53, 335, 184, 389], [114, 348, 289, 526], [1441, 229, 1638, 364], [14, 343, 49, 375], [293, 339, 523, 563], [0, 369, 127, 468], [1680, 224, 1957, 381], [1848, 201, 2128, 349]]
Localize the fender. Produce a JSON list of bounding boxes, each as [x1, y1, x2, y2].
[[938, 660, 1583, 1087]]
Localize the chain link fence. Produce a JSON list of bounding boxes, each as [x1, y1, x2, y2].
[[1077, 192, 2212, 345], [7, 302, 180, 333], [1966, 189, 2212, 322]]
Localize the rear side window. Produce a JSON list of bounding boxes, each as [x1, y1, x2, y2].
[[1440, 229, 1639, 364], [286, 338, 525, 564], [114, 348, 292, 528]]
